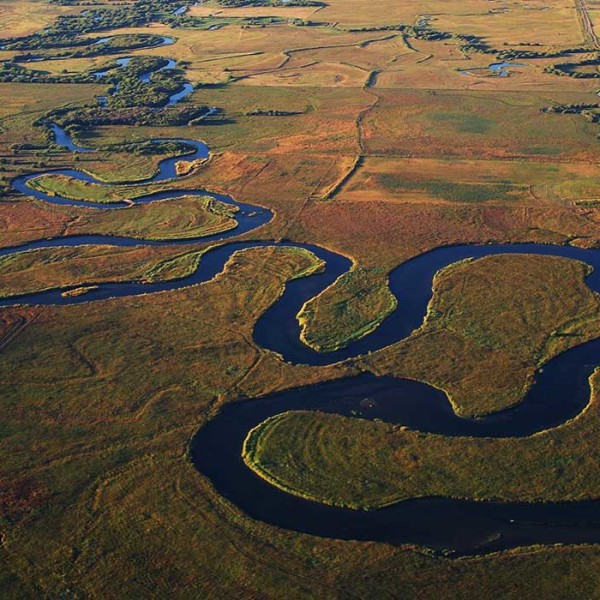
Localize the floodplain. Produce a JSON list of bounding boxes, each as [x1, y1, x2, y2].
[[2, 0, 600, 596]]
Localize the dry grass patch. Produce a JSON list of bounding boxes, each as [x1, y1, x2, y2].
[[0, 0, 76, 37], [339, 157, 600, 206]]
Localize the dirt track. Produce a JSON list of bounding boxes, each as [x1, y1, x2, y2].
[[575, 0, 599, 47]]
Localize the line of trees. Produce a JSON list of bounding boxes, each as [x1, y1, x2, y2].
[[545, 58, 600, 78]]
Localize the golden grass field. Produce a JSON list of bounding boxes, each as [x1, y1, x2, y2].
[[0, 0, 75, 37], [315, 0, 584, 42]]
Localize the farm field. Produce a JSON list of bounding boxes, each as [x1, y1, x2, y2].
[[0, 0, 76, 37], [1, 0, 600, 597]]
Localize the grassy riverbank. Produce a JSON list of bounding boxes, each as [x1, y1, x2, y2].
[[297, 267, 397, 352], [244, 253, 600, 509]]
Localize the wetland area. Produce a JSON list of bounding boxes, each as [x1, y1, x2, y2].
[[2, 0, 600, 596]]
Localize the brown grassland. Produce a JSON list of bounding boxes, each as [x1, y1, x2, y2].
[[3, 0, 600, 595], [0, 0, 76, 37]]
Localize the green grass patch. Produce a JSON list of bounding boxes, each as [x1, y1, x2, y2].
[[521, 146, 564, 156], [297, 267, 397, 352], [68, 196, 239, 240], [427, 111, 494, 134], [242, 396, 600, 511], [141, 250, 204, 282], [0, 244, 209, 298], [378, 174, 518, 203], [27, 173, 171, 204]]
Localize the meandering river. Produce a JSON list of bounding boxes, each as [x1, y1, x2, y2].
[[6, 49, 600, 553]]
